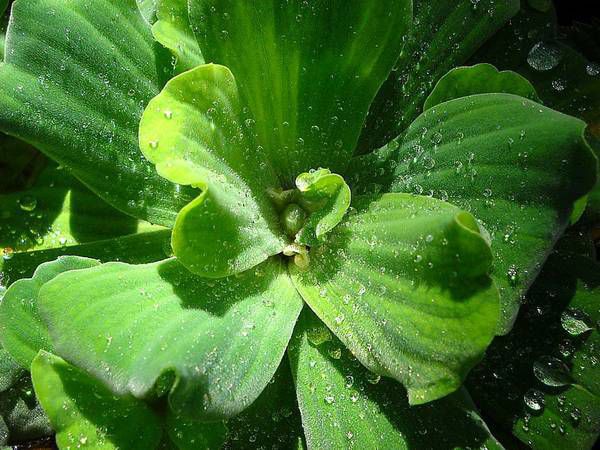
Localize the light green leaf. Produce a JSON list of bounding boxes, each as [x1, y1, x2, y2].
[[140, 64, 285, 277], [137, 0, 158, 25], [424, 63, 539, 110], [294, 169, 351, 246], [32, 351, 162, 450], [0, 256, 100, 369], [350, 94, 597, 333], [358, 0, 520, 153], [38, 257, 303, 420], [0, 0, 195, 227], [153, 0, 204, 73], [469, 242, 600, 449], [289, 309, 502, 449], [291, 193, 498, 405], [189, 0, 412, 184], [0, 0, 8, 60]]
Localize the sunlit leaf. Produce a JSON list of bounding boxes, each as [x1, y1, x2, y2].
[[291, 193, 498, 405], [32, 351, 163, 450], [350, 94, 597, 333], [359, 0, 520, 153], [189, 0, 412, 183], [38, 257, 303, 420], [140, 64, 286, 277], [0, 0, 194, 226], [153, 0, 204, 73]]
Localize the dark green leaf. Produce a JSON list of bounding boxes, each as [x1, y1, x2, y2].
[[424, 63, 539, 110], [189, 0, 412, 184], [358, 0, 520, 153], [290, 193, 498, 405], [469, 246, 600, 449], [0, 229, 172, 288], [0, 370, 51, 446], [38, 257, 303, 420], [32, 351, 162, 449], [0, 0, 194, 226], [224, 358, 304, 449], [350, 94, 597, 333], [288, 309, 502, 449], [153, 0, 204, 73], [139, 64, 285, 277]]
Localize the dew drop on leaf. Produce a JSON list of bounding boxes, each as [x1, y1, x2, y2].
[[533, 356, 572, 387], [560, 308, 594, 336], [18, 195, 37, 212], [527, 41, 562, 72], [523, 388, 545, 411]]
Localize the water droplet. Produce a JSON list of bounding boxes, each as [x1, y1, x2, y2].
[[164, 110, 173, 119], [586, 62, 600, 76], [307, 325, 332, 346], [527, 41, 562, 71], [561, 308, 593, 336], [345, 375, 354, 388], [366, 373, 381, 385], [2, 247, 14, 261], [524, 388, 545, 411], [507, 265, 520, 286], [18, 195, 37, 212], [324, 395, 335, 404], [533, 356, 572, 387], [149, 140, 159, 149]]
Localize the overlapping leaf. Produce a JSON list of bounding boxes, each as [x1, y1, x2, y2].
[[153, 0, 204, 73], [139, 64, 286, 277], [289, 309, 502, 449], [31, 351, 163, 450], [358, 0, 520, 152], [189, 0, 412, 183], [0, 0, 194, 226], [350, 93, 597, 333], [469, 238, 600, 449], [291, 193, 498, 404], [37, 257, 303, 420]]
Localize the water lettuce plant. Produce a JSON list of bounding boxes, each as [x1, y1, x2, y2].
[[0, 0, 599, 448]]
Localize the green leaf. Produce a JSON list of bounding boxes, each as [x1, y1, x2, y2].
[[153, 0, 204, 73], [469, 244, 600, 449], [350, 94, 598, 333], [31, 351, 163, 450], [0, 0, 195, 227], [137, 0, 158, 25], [0, 229, 172, 289], [358, 0, 520, 153], [0, 369, 51, 446], [424, 63, 539, 110], [0, 350, 22, 392], [288, 309, 502, 449], [290, 193, 498, 405], [38, 257, 303, 420], [0, 134, 41, 193], [165, 411, 226, 450], [224, 358, 304, 449], [140, 64, 286, 277], [189, 0, 412, 184], [0, 256, 100, 369], [0, 165, 157, 253], [294, 169, 351, 246]]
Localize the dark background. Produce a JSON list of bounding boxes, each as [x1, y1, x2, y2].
[[554, 0, 599, 25]]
